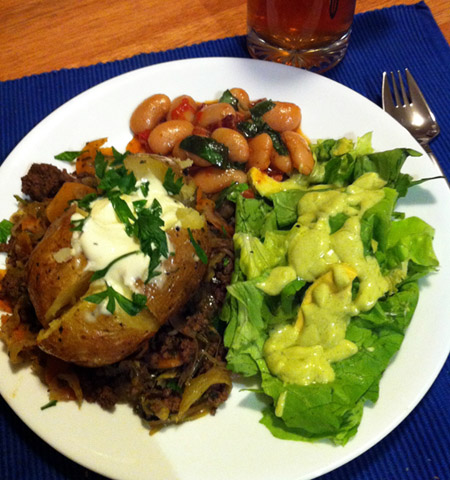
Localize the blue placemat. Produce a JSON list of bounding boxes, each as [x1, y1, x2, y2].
[[1, 2, 449, 479]]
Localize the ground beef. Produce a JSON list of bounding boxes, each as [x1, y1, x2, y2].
[[6, 161, 234, 428], [0, 266, 27, 303], [21, 163, 75, 201], [77, 235, 234, 424]]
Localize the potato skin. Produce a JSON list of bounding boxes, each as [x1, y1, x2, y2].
[[137, 227, 210, 323], [36, 288, 160, 367], [27, 205, 92, 327], [27, 155, 211, 367], [34, 227, 209, 366]]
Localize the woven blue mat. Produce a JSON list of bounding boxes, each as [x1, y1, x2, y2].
[[1, 2, 449, 479]]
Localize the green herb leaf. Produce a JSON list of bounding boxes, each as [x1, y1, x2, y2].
[[132, 199, 168, 282], [75, 192, 98, 211], [90, 251, 140, 281], [219, 89, 239, 110], [115, 291, 147, 316], [99, 166, 137, 194], [187, 228, 208, 264], [163, 167, 184, 195], [216, 182, 250, 207], [237, 102, 288, 156], [132, 199, 147, 213], [40, 400, 58, 410], [95, 150, 108, 179], [250, 100, 275, 117], [84, 288, 109, 305], [166, 380, 182, 393], [0, 219, 13, 243], [85, 283, 147, 316], [180, 135, 230, 169], [140, 180, 150, 197], [111, 147, 128, 166], [108, 191, 136, 228], [266, 128, 289, 156], [236, 120, 260, 138], [54, 151, 82, 162], [70, 218, 86, 232]]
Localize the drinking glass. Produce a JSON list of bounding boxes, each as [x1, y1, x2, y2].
[[247, 0, 356, 73]]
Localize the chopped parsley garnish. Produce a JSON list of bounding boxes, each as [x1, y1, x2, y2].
[[95, 150, 137, 194], [163, 167, 184, 195], [70, 217, 86, 232], [0, 219, 13, 243], [90, 251, 140, 282], [54, 151, 82, 162], [78, 146, 172, 306], [108, 191, 136, 233], [85, 283, 147, 316], [40, 400, 58, 410], [132, 199, 168, 282], [74, 192, 98, 211], [104, 194, 169, 282], [99, 165, 137, 194], [94, 150, 108, 178], [111, 147, 129, 166], [140, 180, 150, 197], [187, 228, 208, 265]]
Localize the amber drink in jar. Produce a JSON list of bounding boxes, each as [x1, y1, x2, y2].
[[247, 0, 356, 73]]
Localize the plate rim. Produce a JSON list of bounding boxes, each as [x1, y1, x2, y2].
[[1, 56, 449, 480]]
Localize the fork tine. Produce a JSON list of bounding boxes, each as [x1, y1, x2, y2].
[[405, 68, 436, 119], [390, 71, 402, 106], [397, 70, 410, 106], [382, 72, 396, 113]]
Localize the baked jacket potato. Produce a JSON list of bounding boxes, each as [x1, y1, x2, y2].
[[27, 154, 210, 367]]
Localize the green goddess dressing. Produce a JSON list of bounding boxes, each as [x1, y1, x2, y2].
[[260, 173, 394, 391]]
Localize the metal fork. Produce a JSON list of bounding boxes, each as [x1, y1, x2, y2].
[[382, 68, 441, 168]]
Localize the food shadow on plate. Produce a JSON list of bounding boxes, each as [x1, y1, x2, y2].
[[398, 182, 439, 207], [231, 374, 272, 412]]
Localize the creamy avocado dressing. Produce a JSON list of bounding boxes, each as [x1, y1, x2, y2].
[[71, 169, 184, 300], [263, 173, 392, 390]]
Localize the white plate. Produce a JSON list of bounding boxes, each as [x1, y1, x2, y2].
[[1, 58, 449, 480]]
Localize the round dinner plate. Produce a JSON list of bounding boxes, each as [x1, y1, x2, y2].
[[1, 58, 449, 480]]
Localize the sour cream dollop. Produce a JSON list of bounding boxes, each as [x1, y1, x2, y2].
[[71, 168, 184, 298]]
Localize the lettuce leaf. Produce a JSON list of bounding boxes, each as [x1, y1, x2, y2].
[[227, 280, 420, 445], [223, 135, 438, 445]]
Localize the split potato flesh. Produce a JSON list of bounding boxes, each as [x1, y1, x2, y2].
[[36, 287, 160, 367], [27, 154, 209, 367], [27, 206, 91, 327]]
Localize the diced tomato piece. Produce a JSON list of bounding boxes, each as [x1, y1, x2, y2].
[[170, 97, 196, 120]]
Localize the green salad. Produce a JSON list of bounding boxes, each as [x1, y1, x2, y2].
[[221, 133, 439, 445]]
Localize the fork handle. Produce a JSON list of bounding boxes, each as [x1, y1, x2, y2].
[[421, 142, 444, 174]]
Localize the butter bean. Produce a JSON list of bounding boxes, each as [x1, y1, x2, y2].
[[247, 133, 272, 170], [211, 128, 249, 163], [270, 150, 293, 174], [192, 167, 247, 194], [148, 120, 194, 155], [195, 103, 236, 129], [281, 131, 314, 175], [167, 95, 198, 122], [263, 102, 301, 132], [229, 88, 251, 110], [130, 94, 171, 134]]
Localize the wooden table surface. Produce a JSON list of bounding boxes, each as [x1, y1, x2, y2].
[[1, 0, 449, 82]]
